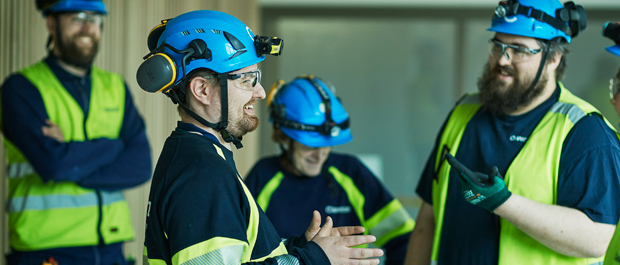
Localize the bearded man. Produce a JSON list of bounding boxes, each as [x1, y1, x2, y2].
[[405, 1, 620, 265], [0, 0, 152, 264]]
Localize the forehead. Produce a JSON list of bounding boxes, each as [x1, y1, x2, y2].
[[494, 33, 540, 48], [57, 11, 99, 17]]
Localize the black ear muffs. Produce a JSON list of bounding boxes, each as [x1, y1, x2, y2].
[[136, 53, 177, 93], [556, 1, 587, 38], [137, 31, 213, 93]]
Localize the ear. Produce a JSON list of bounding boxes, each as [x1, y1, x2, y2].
[[188, 77, 213, 107], [45, 15, 55, 35], [545, 50, 562, 73]]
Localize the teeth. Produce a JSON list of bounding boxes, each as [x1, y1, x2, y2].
[[79, 37, 91, 43], [245, 105, 253, 110]]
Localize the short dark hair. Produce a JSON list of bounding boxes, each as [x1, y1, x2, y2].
[[176, 69, 219, 116], [537, 38, 569, 81]]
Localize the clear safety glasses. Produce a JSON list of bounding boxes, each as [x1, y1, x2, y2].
[[67, 12, 103, 27], [610, 77, 619, 100], [488, 39, 543, 63], [204, 68, 262, 91]]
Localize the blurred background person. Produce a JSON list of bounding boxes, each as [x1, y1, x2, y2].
[[405, 0, 620, 264], [0, 0, 152, 264], [245, 76, 414, 265], [602, 21, 620, 265]]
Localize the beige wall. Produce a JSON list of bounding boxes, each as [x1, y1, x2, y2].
[[0, 0, 261, 264]]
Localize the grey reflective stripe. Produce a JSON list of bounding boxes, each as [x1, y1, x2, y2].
[[9, 191, 124, 212], [589, 262, 603, 265], [431, 261, 438, 265], [549, 101, 587, 125], [7, 162, 34, 179], [459, 94, 480, 105], [100, 191, 125, 206], [369, 207, 411, 239], [275, 255, 300, 265], [180, 245, 243, 265]]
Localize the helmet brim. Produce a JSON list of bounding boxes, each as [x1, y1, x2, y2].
[[281, 127, 352, 148], [606, 45, 620, 57]]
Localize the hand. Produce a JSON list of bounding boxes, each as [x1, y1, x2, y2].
[[309, 212, 384, 265], [41, 119, 65, 143], [444, 153, 511, 212], [304, 210, 366, 241]]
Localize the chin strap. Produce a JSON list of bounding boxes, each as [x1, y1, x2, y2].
[[528, 40, 551, 93], [166, 76, 243, 149]]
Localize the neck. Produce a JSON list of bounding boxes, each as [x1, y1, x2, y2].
[[505, 77, 557, 116], [53, 51, 88, 77], [181, 115, 231, 151]]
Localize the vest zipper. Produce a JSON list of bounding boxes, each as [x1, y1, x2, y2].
[[96, 190, 104, 245], [75, 78, 89, 138]]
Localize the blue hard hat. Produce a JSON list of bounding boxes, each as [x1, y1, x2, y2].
[[38, 0, 107, 15], [603, 22, 620, 57], [155, 10, 264, 87], [268, 76, 352, 148], [489, 0, 572, 43]]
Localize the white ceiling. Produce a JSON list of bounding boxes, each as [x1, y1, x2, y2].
[[259, 0, 620, 9]]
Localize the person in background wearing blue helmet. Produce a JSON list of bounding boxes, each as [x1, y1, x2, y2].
[[602, 21, 620, 265], [405, 0, 620, 264], [138, 10, 384, 265], [244, 76, 415, 265], [0, 0, 152, 264]]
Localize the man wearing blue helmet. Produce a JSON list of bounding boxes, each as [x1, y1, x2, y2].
[[406, 1, 620, 264], [245, 76, 415, 265], [139, 11, 384, 265], [0, 0, 152, 264], [602, 21, 620, 265]]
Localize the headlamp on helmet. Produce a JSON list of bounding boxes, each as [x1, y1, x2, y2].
[[491, 0, 587, 41], [255, 36, 284, 57]]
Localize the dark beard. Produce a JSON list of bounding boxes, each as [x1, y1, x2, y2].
[[477, 62, 546, 115], [56, 28, 99, 69]]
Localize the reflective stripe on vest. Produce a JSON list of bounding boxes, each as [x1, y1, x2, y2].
[[431, 84, 614, 264], [256, 171, 285, 212], [8, 191, 124, 212], [4, 61, 132, 251], [329, 166, 414, 247], [257, 166, 415, 248], [153, 176, 289, 265]]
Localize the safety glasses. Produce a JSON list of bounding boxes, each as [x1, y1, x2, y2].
[[204, 68, 262, 91], [67, 12, 103, 26], [488, 39, 543, 63]]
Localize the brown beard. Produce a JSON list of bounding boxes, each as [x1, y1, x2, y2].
[[57, 31, 99, 68], [477, 62, 546, 115], [228, 100, 260, 137]]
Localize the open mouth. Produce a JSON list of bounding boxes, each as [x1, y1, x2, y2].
[[244, 104, 255, 115]]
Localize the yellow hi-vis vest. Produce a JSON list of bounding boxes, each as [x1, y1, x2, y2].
[[432, 83, 615, 265], [3, 61, 133, 251]]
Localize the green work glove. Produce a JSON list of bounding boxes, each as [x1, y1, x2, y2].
[[444, 153, 512, 212]]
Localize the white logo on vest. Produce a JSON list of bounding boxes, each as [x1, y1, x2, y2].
[[325, 205, 352, 214]]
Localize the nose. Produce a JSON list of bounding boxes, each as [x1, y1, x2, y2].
[[496, 50, 512, 66], [254, 82, 266, 99]]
